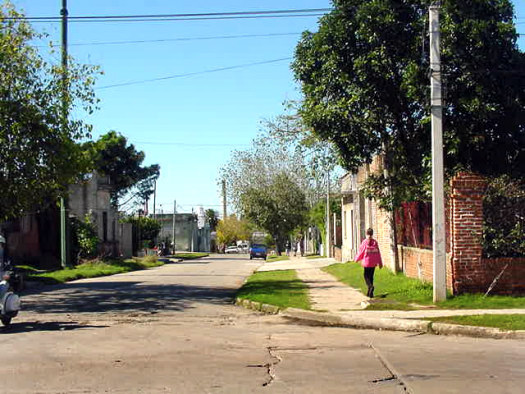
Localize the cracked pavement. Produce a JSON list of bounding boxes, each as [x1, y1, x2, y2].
[[1, 254, 524, 393]]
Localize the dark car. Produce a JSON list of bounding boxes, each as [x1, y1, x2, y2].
[[249, 244, 267, 260]]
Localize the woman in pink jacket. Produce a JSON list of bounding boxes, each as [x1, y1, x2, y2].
[[354, 228, 383, 298]]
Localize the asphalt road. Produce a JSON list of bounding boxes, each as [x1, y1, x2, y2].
[[1, 254, 524, 393]]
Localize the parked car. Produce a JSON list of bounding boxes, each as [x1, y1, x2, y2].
[[249, 244, 267, 260], [237, 243, 249, 253], [225, 245, 239, 254]]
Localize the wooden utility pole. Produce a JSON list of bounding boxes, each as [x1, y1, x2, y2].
[[60, 0, 68, 268], [153, 180, 157, 220], [430, 3, 447, 302], [222, 180, 227, 220], [172, 200, 176, 254], [326, 170, 331, 258]]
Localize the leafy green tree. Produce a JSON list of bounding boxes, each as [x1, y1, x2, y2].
[[293, 0, 525, 209], [216, 215, 252, 246], [241, 173, 307, 254], [308, 197, 341, 248], [121, 215, 161, 249], [205, 209, 219, 231], [0, 3, 99, 221], [85, 131, 160, 207]]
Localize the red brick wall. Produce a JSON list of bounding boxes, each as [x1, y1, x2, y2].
[[398, 246, 433, 282], [449, 172, 487, 294], [478, 258, 525, 295]]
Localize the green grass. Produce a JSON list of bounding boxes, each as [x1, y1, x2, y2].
[[306, 255, 325, 259], [428, 314, 525, 331], [173, 252, 209, 260], [323, 262, 525, 310], [266, 255, 290, 262], [25, 256, 164, 285], [236, 269, 310, 310]]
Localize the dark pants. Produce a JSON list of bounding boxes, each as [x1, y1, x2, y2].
[[363, 267, 375, 297]]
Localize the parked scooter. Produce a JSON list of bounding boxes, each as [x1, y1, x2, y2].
[[0, 236, 21, 327]]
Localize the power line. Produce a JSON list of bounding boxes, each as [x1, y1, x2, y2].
[[38, 32, 302, 48], [3, 8, 331, 22], [135, 141, 250, 147], [96, 57, 292, 89]]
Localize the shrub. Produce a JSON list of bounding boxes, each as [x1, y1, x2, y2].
[[483, 176, 525, 258], [71, 214, 99, 262]]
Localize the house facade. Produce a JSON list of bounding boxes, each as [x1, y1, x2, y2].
[[340, 155, 397, 271]]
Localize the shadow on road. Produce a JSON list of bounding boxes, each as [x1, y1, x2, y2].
[[21, 281, 238, 315], [1, 321, 108, 334]]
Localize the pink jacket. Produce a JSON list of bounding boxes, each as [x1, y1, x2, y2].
[[355, 238, 383, 268]]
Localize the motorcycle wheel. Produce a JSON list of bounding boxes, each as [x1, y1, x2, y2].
[[1, 316, 12, 327]]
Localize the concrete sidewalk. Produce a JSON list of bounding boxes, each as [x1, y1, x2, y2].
[[254, 256, 525, 339]]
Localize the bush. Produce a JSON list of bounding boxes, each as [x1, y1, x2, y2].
[[71, 214, 99, 262], [483, 176, 525, 258]]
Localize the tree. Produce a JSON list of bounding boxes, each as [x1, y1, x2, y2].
[[121, 215, 161, 249], [205, 209, 219, 231], [216, 216, 252, 246], [85, 131, 160, 207], [293, 0, 525, 209], [0, 3, 99, 221], [308, 197, 341, 248], [241, 173, 307, 253]]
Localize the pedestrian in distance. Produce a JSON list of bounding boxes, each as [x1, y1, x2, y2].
[[285, 240, 291, 256], [354, 228, 383, 298]]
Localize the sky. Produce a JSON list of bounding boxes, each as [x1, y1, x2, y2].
[[9, 0, 525, 217]]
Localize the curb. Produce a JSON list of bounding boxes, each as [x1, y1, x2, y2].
[[235, 301, 525, 340], [282, 308, 431, 333], [234, 298, 281, 315], [430, 322, 525, 340]]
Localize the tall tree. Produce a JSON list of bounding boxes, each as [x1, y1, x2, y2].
[[85, 131, 160, 208], [216, 216, 252, 246], [293, 0, 525, 209], [0, 3, 99, 220], [241, 173, 307, 253]]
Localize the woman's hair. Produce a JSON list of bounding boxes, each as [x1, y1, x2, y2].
[[366, 228, 374, 236]]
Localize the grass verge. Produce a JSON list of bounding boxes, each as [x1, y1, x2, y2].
[[236, 269, 310, 310], [428, 314, 525, 331], [173, 252, 209, 260], [323, 262, 525, 310], [24, 256, 163, 285], [266, 255, 290, 263], [306, 255, 325, 259]]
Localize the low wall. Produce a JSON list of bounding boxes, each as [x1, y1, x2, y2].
[[398, 246, 433, 283], [333, 246, 342, 262]]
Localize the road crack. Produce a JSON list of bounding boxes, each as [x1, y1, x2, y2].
[[369, 344, 411, 393]]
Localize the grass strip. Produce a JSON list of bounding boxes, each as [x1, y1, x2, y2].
[[236, 269, 310, 310], [323, 262, 525, 310], [266, 255, 290, 262], [428, 314, 525, 331], [306, 255, 325, 259], [173, 252, 209, 260], [25, 256, 163, 285]]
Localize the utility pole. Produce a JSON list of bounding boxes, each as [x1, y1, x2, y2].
[[430, 3, 447, 302], [153, 180, 157, 220], [59, 0, 68, 268], [172, 200, 176, 254], [222, 180, 227, 220], [326, 170, 331, 258]]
